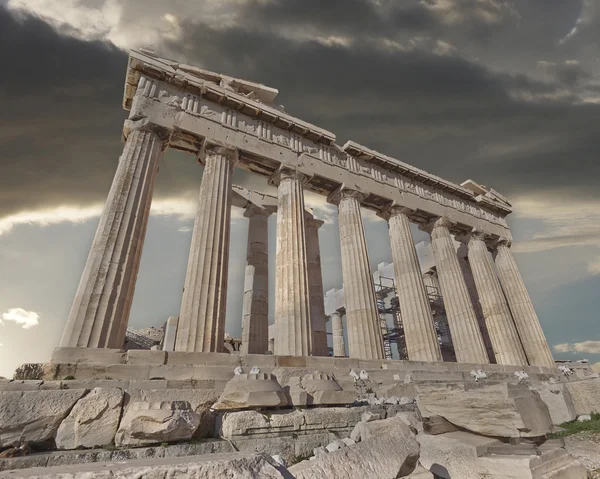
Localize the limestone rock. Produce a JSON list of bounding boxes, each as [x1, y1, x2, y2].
[[531, 383, 576, 425], [577, 414, 592, 422], [565, 377, 600, 416], [0, 452, 289, 478], [125, 388, 219, 439], [419, 431, 587, 479], [301, 372, 355, 405], [0, 390, 86, 447], [417, 383, 553, 438], [284, 377, 308, 406], [289, 417, 420, 479], [56, 388, 124, 449], [219, 410, 269, 439], [212, 373, 288, 410], [115, 401, 200, 447]]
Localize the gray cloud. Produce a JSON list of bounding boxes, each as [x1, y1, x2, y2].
[[1, 0, 599, 217]]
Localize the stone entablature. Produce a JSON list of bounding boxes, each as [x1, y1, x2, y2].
[[124, 49, 511, 239]]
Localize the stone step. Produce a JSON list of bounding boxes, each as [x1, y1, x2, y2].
[[0, 452, 286, 478], [486, 444, 539, 456]]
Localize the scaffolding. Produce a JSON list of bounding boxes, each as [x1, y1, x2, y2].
[[373, 273, 456, 361]]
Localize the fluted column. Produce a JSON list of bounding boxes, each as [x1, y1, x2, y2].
[[176, 143, 238, 352], [466, 231, 528, 365], [240, 205, 271, 355], [457, 245, 495, 363], [305, 213, 329, 356], [60, 119, 169, 348], [328, 188, 384, 360], [382, 207, 441, 362], [272, 169, 312, 356], [427, 218, 489, 364], [331, 311, 346, 357], [494, 238, 554, 367]]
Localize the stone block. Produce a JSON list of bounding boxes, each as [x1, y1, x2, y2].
[[212, 373, 288, 410], [219, 410, 270, 439], [50, 347, 126, 365], [417, 382, 553, 438], [57, 379, 129, 390], [289, 417, 419, 479], [301, 372, 355, 405], [0, 380, 42, 391], [55, 387, 124, 449], [129, 379, 168, 389], [531, 383, 577, 425], [74, 364, 150, 380], [303, 406, 366, 431], [126, 350, 167, 365], [332, 358, 359, 369], [2, 452, 288, 478], [0, 389, 86, 447], [166, 351, 240, 367], [304, 357, 336, 370], [240, 354, 277, 369], [275, 356, 307, 368], [565, 377, 600, 416], [149, 365, 235, 381], [115, 400, 200, 447], [125, 388, 219, 411]]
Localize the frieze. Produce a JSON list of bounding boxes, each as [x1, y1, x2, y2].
[[136, 74, 507, 228]]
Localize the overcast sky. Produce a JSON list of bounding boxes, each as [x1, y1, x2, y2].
[[1, 0, 599, 378]]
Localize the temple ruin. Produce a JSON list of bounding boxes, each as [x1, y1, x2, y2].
[[58, 48, 553, 368]]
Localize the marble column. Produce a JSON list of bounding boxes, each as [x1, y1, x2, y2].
[[466, 231, 528, 365], [427, 218, 489, 364], [328, 188, 384, 360], [383, 207, 441, 362], [240, 205, 271, 355], [60, 120, 168, 349], [176, 143, 238, 353], [272, 169, 312, 356], [494, 238, 554, 367], [457, 245, 496, 363], [305, 213, 329, 356], [331, 311, 346, 357]]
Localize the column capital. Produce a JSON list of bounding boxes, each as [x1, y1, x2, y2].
[[497, 236, 512, 248], [326, 185, 368, 206], [243, 204, 274, 219], [268, 166, 310, 187], [419, 216, 453, 234], [123, 118, 172, 151], [376, 203, 415, 221], [304, 212, 324, 230], [199, 141, 239, 167]]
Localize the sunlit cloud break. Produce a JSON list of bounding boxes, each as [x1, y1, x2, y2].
[[1, 308, 40, 329], [0, 198, 200, 236], [554, 341, 600, 355]]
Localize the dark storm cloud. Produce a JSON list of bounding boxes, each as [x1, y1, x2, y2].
[[163, 18, 600, 201], [0, 7, 129, 216], [1, 0, 599, 223]]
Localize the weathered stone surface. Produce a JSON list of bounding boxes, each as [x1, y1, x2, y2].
[[55, 388, 124, 449], [289, 417, 419, 479], [0, 390, 86, 447], [532, 383, 577, 425], [565, 377, 600, 416], [115, 401, 200, 447], [419, 430, 587, 479], [564, 432, 600, 471], [301, 372, 355, 405], [417, 383, 553, 438], [418, 431, 502, 479], [220, 411, 270, 439], [212, 373, 288, 410], [0, 452, 288, 478]]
